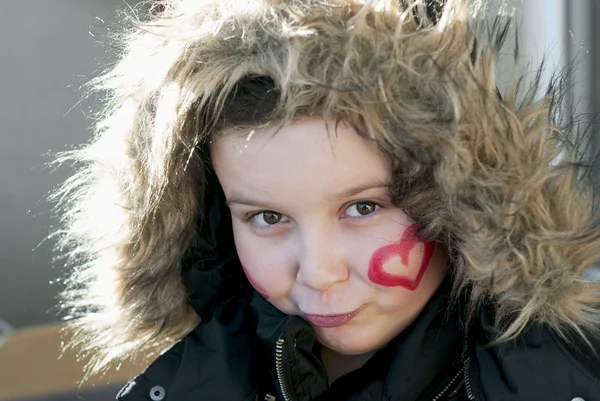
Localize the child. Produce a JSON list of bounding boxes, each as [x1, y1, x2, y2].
[[52, 0, 600, 399]]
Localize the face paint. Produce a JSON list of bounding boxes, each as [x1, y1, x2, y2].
[[241, 264, 270, 299], [368, 224, 435, 290]]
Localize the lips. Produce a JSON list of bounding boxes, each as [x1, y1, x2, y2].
[[304, 307, 362, 328]]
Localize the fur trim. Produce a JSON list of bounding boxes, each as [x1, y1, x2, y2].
[[50, 0, 600, 375]]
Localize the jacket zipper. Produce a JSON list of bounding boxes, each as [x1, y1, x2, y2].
[[432, 367, 464, 401], [275, 336, 477, 401], [463, 357, 475, 400], [275, 336, 296, 401]]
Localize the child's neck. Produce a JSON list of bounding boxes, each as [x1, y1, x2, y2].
[[319, 345, 377, 383]]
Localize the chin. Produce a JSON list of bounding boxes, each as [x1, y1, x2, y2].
[[313, 325, 385, 356]]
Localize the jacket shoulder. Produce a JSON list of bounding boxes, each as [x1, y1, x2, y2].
[[469, 309, 600, 401], [117, 290, 260, 401], [117, 340, 186, 401]]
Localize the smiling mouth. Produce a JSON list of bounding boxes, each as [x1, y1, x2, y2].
[[304, 307, 362, 328]]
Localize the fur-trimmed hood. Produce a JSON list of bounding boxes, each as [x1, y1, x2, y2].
[[51, 0, 600, 375]]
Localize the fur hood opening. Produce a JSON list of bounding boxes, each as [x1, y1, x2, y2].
[[50, 0, 600, 376]]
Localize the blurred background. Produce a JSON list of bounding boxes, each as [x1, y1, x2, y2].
[[0, 0, 599, 400], [0, 2, 145, 400], [1, 0, 136, 332]]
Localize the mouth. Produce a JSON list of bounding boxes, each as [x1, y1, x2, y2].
[[304, 307, 362, 328]]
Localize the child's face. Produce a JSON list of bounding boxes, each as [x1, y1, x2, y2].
[[211, 118, 448, 356]]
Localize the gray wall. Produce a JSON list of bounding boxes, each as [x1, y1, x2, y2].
[[0, 1, 134, 330]]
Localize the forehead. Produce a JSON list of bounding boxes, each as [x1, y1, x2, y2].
[[210, 118, 391, 200]]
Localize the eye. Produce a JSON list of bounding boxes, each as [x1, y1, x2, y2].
[[250, 211, 286, 227], [345, 201, 380, 218], [261, 211, 282, 224]]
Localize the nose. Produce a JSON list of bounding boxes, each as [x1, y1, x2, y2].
[[295, 225, 349, 291]]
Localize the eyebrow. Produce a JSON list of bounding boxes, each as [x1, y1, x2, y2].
[[225, 179, 391, 207], [328, 179, 391, 202]]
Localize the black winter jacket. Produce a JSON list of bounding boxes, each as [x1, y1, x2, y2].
[[117, 279, 600, 401]]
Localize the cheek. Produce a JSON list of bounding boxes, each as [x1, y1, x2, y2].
[[239, 258, 294, 299], [233, 230, 294, 299], [233, 223, 285, 299], [367, 223, 435, 290], [241, 264, 271, 299]]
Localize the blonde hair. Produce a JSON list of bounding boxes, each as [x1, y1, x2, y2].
[[50, 0, 600, 376]]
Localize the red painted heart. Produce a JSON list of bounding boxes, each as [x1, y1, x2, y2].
[[367, 224, 435, 290]]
